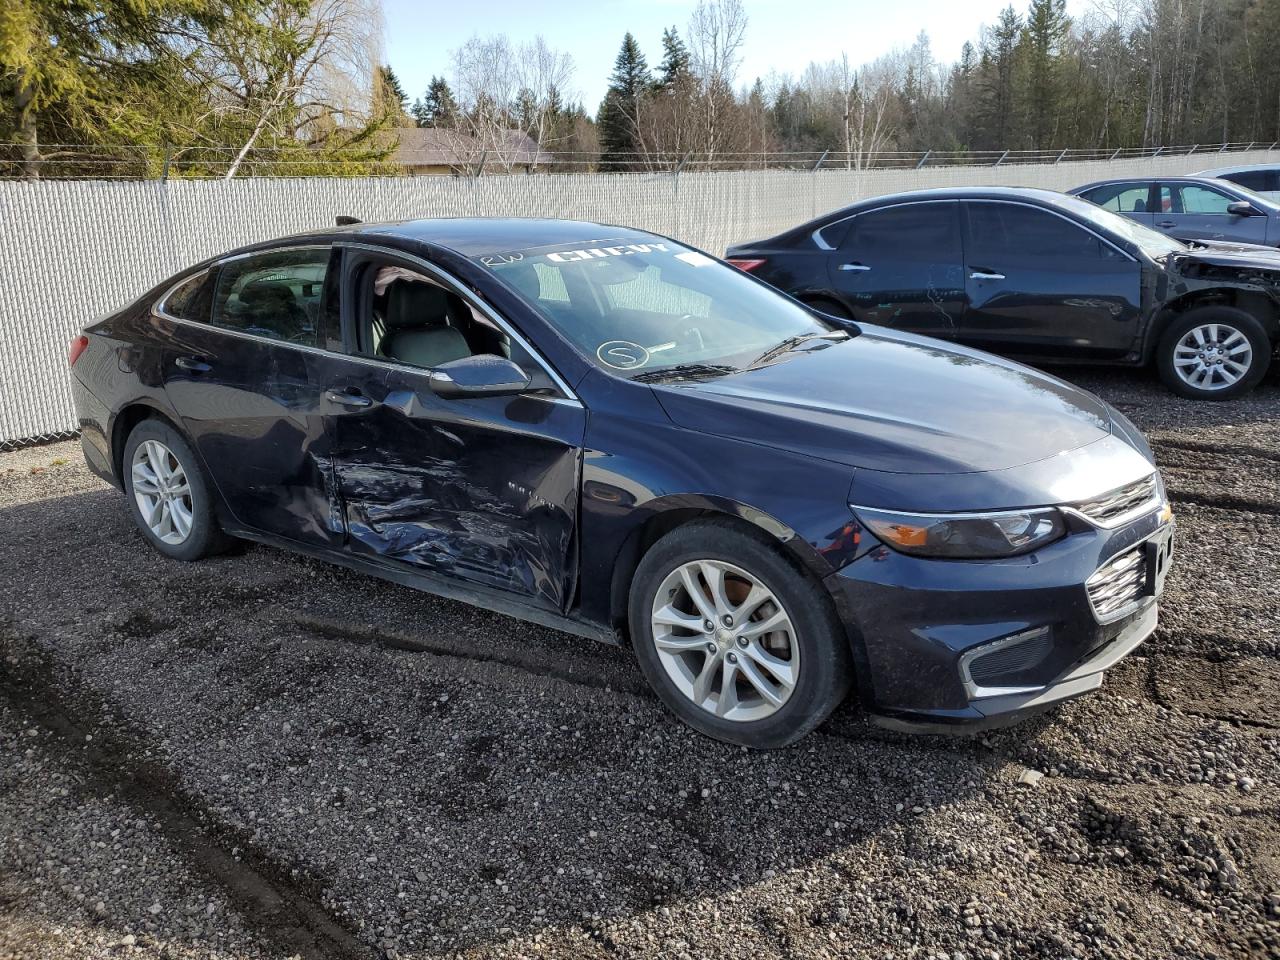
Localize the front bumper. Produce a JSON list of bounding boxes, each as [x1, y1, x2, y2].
[[824, 507, 1170, 732]]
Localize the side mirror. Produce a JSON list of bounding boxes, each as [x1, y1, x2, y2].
[[1226, 200, 1259, 217], [429, 354, 531, 399]]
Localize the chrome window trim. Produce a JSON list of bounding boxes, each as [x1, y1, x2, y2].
[[811, 227, 835, 251], [149, 243, 581, 407]]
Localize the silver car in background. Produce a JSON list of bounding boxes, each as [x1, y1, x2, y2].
[[1196, 163, 1280, 202], [1068, 176, 1280, 247]]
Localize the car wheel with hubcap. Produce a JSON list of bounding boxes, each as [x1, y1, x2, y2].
[[1156, 306, 1271, 399], [122, 419, 231, 561], [629, 519, 851, 748]]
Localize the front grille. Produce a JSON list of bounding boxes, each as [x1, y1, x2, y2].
[[1086, 547, 1147, 620], [1072, 474, 1159, 526], [968, 629, 1054, 685]]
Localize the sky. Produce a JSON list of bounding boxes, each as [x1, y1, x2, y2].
[[383, 0, 1093, 113]]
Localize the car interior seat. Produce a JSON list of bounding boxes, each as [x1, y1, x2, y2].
[[1131, 198, 1147, 213], [239, 281, 307, 340], [379, 280, 471, 368]]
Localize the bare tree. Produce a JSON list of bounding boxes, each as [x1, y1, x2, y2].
[[180, 0, 386, 178], [687, 0, 748, 161], [449, 34, 575, 173]]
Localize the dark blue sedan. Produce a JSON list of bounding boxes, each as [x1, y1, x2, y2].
[[68, 218, 1174, 746]]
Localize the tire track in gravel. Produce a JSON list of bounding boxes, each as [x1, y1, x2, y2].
[[0, 636, 373, 960], [1152, 436, 1280, 466], [1165, 489, 1280, 517]]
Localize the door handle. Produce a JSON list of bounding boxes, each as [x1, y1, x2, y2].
[[325, 388, 373, 408], [838, 262, 872, 272], [969, 270, 1006, 281], [174, 355, 211, 373], [1157, 220, 1177, 228]]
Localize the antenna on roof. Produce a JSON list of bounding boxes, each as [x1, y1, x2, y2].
[[335, 215, 361, 226]]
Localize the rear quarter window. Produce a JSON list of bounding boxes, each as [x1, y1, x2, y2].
[[158, 271, 213, 322]]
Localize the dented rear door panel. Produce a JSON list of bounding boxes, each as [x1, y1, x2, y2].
[[320, 356, 586, 611]]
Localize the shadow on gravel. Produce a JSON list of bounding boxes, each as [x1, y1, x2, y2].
[[0, 488, 1002, 957]]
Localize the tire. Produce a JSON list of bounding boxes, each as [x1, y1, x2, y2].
[[805, 297, 852, 321], [628, 519, 851, 748], [1156, 306, 1271, 400], [122, 419, 231, 561]]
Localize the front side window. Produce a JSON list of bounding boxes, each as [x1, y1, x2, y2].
[[210, 248, 331, 346], [968, 203, 1111, 260], [1161, 184, 1234, 215], [353, 256, 559, 392], [475, 240, 837, 378]]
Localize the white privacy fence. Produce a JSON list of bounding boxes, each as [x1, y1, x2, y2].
[[2, 146, 1276, 446]]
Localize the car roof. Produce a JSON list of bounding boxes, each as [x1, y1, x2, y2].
[[274, 217, 660, 258], [1068, 175, 1248, 192], [1196, 163, 1280, 175], [808, 185, 1106, 226]]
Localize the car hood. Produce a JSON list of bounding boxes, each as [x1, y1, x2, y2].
[[652, 327, 1114, 475], [1166, 240, 1280, 277]]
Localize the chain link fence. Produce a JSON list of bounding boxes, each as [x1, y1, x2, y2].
[[2, 145, 1276, 448]]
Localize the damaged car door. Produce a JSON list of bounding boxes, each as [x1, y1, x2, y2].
[[321, 250, 586, 611], [826, 200, 966, 338], [960, 200, 1144, 361]]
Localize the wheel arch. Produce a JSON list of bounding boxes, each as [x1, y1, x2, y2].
[[1143, 288, 1280, 363], [605, 495, 831, 644], [108, 401, 185, 489]]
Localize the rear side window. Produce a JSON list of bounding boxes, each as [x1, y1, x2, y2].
[[211, 248, 332, 346], [1220, 170, 1274, 193], [843, 202, 960, 259], [967, 203, 1113, 260], [159, 271, 213, 322], [1082, 184, 1151, 214]]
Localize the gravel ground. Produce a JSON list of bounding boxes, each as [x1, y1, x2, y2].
[[1, 365, 1278, 960]]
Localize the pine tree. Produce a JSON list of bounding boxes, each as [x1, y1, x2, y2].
[[375, 65, 409, 123], [977, 5, 1022, 147], [412, 76, 458, 128], [656, 27, 692, 90], [1023, 0, 1069, 149], [597, 33, 652, 170]]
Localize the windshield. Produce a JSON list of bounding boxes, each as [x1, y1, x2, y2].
[[474, 238, 837, 378], [1064, 196, 1187, 259]]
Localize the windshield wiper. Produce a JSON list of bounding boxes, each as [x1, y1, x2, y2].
[[629, 362, 736, 384], [749, 330, 850, 368]]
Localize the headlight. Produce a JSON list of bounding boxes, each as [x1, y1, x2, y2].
[[852, 505, 1067, 559]]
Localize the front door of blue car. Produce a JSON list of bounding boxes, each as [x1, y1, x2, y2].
[[1155, 182, 1270, 244], [318, 247, 587, 611]]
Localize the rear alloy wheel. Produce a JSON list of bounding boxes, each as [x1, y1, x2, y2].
[[629, 520, 851, 748], [122, 419, 231, 561], [1157, 307, 1271, 399]]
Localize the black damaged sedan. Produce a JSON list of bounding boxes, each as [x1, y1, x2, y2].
[[70, 218, 1174, 747]]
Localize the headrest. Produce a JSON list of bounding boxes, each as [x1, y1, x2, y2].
[[503, 263, 542, 301], [239, 281, 296, 306], [385, 280, 449, 330]]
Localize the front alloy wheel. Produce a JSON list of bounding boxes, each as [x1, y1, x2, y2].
[[629, 520, 851, 748], [1156, 306, 1270, 400], [1170, 322, 1252, 393], [651, 559, 799, 722]]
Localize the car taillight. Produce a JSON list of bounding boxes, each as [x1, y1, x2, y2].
[[68, 335, 89, 366], [726, 257, 766, 272]]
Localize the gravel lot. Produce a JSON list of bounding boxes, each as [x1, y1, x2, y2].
[[2, 365, 1278, 960]]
